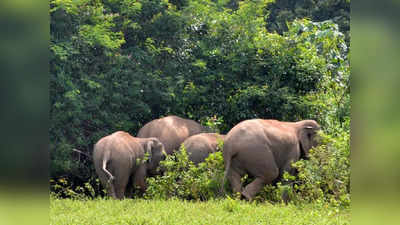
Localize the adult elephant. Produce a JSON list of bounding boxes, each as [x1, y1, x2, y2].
[[137, 115, 210, 155], [93, 131, 166, 199], [222, 119, 320, 201], [182, 133, 225, 164]]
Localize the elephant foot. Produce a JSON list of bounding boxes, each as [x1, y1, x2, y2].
[[241, 191, 253, 201], [281, 189, 290, 204]]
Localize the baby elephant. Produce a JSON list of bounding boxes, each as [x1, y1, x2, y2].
[[182, 133, 225, 164], [93, 131, 166, 199]]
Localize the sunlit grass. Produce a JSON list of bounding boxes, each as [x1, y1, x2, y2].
[[50, 197, 349, 225]]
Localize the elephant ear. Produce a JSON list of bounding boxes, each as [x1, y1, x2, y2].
[[298, 126, 315, 159], [145, 140, 154, 163]]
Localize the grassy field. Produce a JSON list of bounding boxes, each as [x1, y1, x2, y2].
[[50, 197, 350, 225]]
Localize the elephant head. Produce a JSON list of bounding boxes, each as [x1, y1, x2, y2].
[[144, 138, 166, 175], [297, 120, 321, 159]]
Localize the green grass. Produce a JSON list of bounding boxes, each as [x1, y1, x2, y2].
[[50, 197, 350, 225]]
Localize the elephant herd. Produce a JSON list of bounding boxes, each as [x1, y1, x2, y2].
[[93, 115, 320, 201]]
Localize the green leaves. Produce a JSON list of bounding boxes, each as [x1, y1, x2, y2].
[[79, 24, 125, 50], [145, 146, 225, 200], [121, 0, 142, 16], [293, 129, 350, 206], [50, 0, 90, 15], [266, 0, 350, 44]]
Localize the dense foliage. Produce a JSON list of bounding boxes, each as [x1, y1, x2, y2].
[[145, 146, 225, 200], [266, 0, 350, 44], [50, 0, 350, 204]]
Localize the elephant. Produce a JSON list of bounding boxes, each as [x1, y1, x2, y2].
[[137, 115, 211, 155], [93, 131, 166, 199], [181, 133, 226, 165], [222, 119, 320, 201]]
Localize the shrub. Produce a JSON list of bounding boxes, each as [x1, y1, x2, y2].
[[200, 115, 225, 133], [293, 128, 350, 206], [145, 144, 225, 200], [50, 177, 103, 200]]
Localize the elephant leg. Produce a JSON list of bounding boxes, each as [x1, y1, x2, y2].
[[242, 161, 279, 201], [133, 164, 147, 194], [114, 179, 129, 200], [279, 161, 297, 203], [227, 168, 243, 195], [97, 169, 117, 199], [113, 167, 131, 200], [108, 182, 117, 199], [125, 176, 134, 198], [241, 177, 266, 201]]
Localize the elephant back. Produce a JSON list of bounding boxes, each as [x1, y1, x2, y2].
[[137, 115, 208, 155], [183, 133, 224, 164]]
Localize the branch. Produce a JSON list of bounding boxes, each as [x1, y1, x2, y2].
[[337, 84, 350, 108], [72, 148, 92, 160]]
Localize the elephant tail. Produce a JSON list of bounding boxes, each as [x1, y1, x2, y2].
[[102, 151, 115, 184]]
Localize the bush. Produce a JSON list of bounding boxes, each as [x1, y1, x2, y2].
[[145, 144, 225, 200], [50, 177, 103, 200], [293, 128, 350, 206], [200, 115, 225, 134]]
